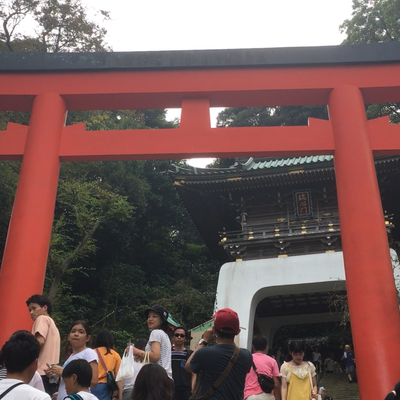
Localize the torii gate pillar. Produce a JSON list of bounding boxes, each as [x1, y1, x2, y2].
[[329, 86, 400, 398], [0, 93, 66, 340]]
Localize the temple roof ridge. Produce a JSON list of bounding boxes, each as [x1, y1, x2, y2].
[[170, 155, 335, 176]]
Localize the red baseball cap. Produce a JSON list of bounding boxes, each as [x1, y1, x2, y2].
[[214, 308, 240, 335]]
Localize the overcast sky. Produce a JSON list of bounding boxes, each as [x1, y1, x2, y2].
[[83, 0, 354, 167]]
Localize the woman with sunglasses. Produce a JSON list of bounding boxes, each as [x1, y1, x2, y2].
[[171, 327, 195, 400], [132, 305, 172, 379]]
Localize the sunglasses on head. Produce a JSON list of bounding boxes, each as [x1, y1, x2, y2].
[[174, 333, 186, 338]]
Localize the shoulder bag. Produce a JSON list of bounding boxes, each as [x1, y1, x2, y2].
[[307, 362, 322, 400], [96, 348, 119, 392], [0, 382, 24, 399], [251, 359, 275, 393], [190, 345, 240, 400]]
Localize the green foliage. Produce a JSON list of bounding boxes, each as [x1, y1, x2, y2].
[[0, 161, 19, 261], [0, 0, 110, 52], [340, 0, 400, 123], [219, 105, 328, 127], [217, 106, 328, 128], [0, 0, 218, 346], [340, 0, 400, 44]]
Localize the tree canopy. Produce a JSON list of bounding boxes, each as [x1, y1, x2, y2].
[[340, 0, 400, 44], [340, 0, 400, 123], [0, 0, 219, 350]]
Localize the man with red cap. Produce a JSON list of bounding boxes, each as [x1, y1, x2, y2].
[[185, 308, 252, 400]]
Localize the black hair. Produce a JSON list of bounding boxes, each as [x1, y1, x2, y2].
[[145, 305, 169, 333], [173, 326, 188, 338], [132, 364, 174, 400], [1, 330, 40, 373], [68, 320, 91, 347], [68, 320, 91, 336], [215, 329, 235, 341], [135, 339, 147, 351], [159, 320, 169, 333], [252, 334, 268, 351], [62, 359, 92, 387], [95, 329, 114, 355], [289, 341, 305, 354], [134, 338, 148, 363], [26, 294, 53, 315]]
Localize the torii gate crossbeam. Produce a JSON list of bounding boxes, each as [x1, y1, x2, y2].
[[0, 42, 400, 400]]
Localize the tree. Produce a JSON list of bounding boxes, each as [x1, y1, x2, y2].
[[340, 0, 400, 123], [340, 0, 400, 44], [0, 0, 220, 342], [216, 106, 328, 128], [0, 0, 110, 52], [47, 169, 133, 302]]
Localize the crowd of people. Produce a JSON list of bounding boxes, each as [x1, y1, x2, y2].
[[0, 295, 398, 400]]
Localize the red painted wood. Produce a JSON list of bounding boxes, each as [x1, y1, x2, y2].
[[329, 86, 400, 399], [0, 64, 400, 111], [0, 93, 66, 347], [58, 117, 334, 161]]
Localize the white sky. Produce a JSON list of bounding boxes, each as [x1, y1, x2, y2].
[[86, 0, 354, 167]]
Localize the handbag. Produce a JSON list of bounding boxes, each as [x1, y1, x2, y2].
[[251, 361, 275, 393], [307, 362, 322, 400], [189, 345, 240, 400], [96, 348, 119, 392], [116, 345, 135, 381], [141, 351, 150, 365]]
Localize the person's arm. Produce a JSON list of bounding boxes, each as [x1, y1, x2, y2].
[[273, 376, 280, 400], [185, 328, 214, 373], [191, 373, 197, 392], [311, 375, 318, 399], [112, 381, 122, 400], [46, 363, 62, 378], [89, 361, 98, 387], [280, 376, 287, 400], [35, 333, 45, 349], [133, 332, 161, 363], [32, 317, 48, 349]]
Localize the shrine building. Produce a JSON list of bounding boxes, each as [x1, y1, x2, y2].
[[170, 155, 400, 348]]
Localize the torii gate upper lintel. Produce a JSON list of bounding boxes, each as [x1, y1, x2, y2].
[[1, 42, 400, 400]]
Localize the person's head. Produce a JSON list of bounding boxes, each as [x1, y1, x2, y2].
[[289, 341, 305, 365], [213, 308, 240, 341], [252, 335, 268, 352], [1, 330, 40, 378], [95, 329, 114, 354], [62, 359, 92, 394], [133, 338, 148, 362], [135, 338, 147, 351], [173, 327, 188, 346], [344, 344, 351, 351], [144, 305, 169, 333], [26, 294, 53, 320], [68, 320, 91, 350], [131, 363, 174, 400]]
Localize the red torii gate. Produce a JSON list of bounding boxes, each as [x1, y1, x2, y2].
[[1, 42, 400, 399]]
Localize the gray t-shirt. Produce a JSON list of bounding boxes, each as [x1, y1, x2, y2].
[[190, 344, 252, 400], [145, 329, 172, 379]]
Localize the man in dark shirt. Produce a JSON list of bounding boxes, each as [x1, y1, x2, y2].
[[171, 326, 194, 400], [185, 308, 252, 400], [342, 344, 356, 383]]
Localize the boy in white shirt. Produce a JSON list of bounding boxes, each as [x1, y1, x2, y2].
[[0, 330, 50, 400], [62, 359, 99, 400]]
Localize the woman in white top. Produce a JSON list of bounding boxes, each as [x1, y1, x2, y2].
[[45, 320, 98, 400], [132, 305, 172, 379]]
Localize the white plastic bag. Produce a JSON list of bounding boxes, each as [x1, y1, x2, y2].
[[116, 345, 135, 381]]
